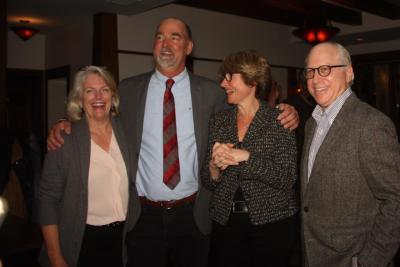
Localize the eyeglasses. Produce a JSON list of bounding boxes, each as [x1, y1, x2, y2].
[[221, 72, 233, 82], [303, 65, 347, 79]]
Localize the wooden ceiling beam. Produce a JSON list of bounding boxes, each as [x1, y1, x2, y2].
[[176, 0, 362, 26], [260, 0, 361, 25], [327, 0, 400, 19], [176, 0, 304, 26]]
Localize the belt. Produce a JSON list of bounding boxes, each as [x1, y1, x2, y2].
[[232, 201, 248, 213], [87, 221, 125, 228], [139, 193, 197, 209]]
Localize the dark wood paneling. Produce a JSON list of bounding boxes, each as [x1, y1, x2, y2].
[[330, 0, 400, 20], [6, 69, 44, 143], [352, 50, 400, 137], [93, 13, 119, 81], [176, 0, 362, 26]]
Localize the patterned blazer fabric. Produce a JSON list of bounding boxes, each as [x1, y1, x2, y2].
[[201, 101, 298, 226]]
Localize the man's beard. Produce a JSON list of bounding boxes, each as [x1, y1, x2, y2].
[[155, 54, 177, 69]]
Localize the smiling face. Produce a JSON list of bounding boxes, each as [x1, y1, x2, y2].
[[153, 18, 193, 77], [306, 43, 354, 109], [220, 73, 256, 105], [81, 73, 112, 123]]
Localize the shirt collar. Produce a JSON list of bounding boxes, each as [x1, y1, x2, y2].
[[312, 88, 352, 125], [154, 68, 188, 85]]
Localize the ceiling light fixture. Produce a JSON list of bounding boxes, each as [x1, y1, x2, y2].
[[293, 17, 340, 45], [11, 20, 39, 41]]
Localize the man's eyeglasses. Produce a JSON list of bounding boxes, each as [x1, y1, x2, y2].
[[303, 65, 347, 79]]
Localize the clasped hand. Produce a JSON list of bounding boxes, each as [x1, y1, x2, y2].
[[211, 142, 249, 171]]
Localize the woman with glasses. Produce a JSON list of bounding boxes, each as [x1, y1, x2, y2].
[[201, 50, 298, 267], [35, 66, 132, 267]]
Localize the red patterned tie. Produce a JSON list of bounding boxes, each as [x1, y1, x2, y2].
[[163, 79, 180, 189]]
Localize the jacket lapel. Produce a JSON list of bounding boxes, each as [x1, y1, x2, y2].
[[302, 118, 316, 194], [243, 101, 268, 143], [135, 73, 152, 147], [189, 73, 205, 169], [306, 93, 357, 187], [73, 118, 91, 208], [111, 117, 132, 178]]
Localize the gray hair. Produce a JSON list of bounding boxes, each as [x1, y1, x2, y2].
[[67, 66, 119, 121]]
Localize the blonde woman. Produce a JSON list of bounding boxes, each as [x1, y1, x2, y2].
[[35, 66, 133, 267]]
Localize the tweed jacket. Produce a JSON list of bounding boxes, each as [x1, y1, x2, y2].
[[201, 100, 298, 225], [301, 93, 400, 267], [118, 71, 226, 235], [35, 116, 134, 267]]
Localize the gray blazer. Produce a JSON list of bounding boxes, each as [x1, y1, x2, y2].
[[301, 93, 400, 267], [201, 101, 298, 225], [35, 117, 134, 267], [118, 71, 227, 235]]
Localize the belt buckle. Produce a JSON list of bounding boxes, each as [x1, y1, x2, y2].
[[161, 200, 174, 210], [232, 201, 248, 213]]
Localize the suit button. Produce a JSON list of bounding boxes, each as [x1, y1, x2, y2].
[[303, 206, 309, 212]]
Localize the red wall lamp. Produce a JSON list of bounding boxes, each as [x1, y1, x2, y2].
[[11, 20, 39, 41]]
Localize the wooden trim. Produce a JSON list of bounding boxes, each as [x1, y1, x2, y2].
[[0, 0, 6, 128], [93, 13, 119, 81]]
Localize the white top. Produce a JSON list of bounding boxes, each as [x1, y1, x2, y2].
[[86, 131, 129, 225]]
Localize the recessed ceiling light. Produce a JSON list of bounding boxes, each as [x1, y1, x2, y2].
[[356, 37, 364, 41]]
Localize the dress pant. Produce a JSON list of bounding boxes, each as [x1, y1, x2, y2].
[[125, 202, 209, 267], [210, 212, 297, 267], [77, 223, 124, 267]]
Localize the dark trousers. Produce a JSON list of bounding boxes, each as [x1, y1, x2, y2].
[[125, 203, 209, 267], [77, 223, 124, 267], [210, 213, 297, 267]]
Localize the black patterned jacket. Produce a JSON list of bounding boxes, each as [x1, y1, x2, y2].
[[201, 100, 298, 225]]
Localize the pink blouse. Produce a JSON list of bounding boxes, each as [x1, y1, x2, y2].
[[86, 131, 129, 225]]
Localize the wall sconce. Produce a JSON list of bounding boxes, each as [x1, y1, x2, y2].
[[293, 17, 340, 45], [11, 20, 39, 41]]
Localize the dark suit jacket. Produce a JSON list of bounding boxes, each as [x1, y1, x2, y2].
[[201, 101, 298, 225], [35, 117, 133, 267], [119, 71, 226, 235], [301, 93, 400, 267]]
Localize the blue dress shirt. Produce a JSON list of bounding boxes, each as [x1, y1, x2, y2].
[[136, 68, 198, 201]]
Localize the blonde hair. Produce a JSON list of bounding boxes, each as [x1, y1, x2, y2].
[[219, 50, 271, 98], [67, 66, 119, 121]]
